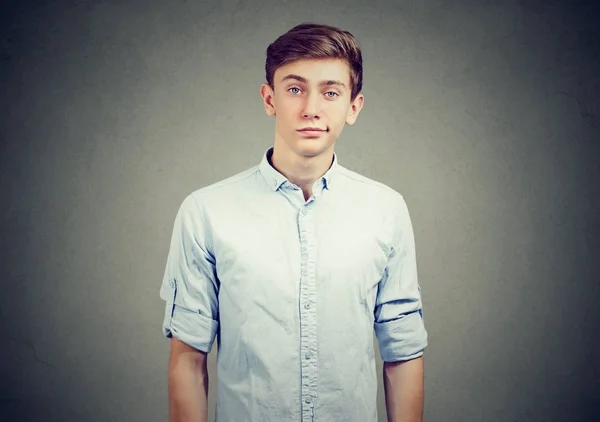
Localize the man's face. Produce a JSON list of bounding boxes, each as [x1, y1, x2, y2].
[[260, 58, 364, 159]]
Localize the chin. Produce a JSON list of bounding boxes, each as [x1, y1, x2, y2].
[[296, 142, 334, 157]]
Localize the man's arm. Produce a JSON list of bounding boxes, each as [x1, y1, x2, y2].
[[374, 196, 427, 422], [168, 337, 210, 422], [383, 356, 424, 422], [160, 194, 220, 422]]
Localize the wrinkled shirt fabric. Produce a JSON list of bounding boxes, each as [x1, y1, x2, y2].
[[160, 146, 428, 422]]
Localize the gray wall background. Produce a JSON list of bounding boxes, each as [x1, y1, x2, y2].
[[1, 0, 598, 421]]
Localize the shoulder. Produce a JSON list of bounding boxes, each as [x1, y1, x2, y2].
[[336, 164, 407, 208], [173, 164, 260, 220], [186, 164, 260, 204], [193, 164, 259, 197]]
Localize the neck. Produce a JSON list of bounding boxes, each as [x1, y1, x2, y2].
[[269, 144, 334, 198]]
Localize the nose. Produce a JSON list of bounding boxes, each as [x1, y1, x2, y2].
[[302, 92, 321, 119]]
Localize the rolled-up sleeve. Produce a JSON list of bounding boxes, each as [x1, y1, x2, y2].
[[159, 193, 219, 353], [374, 196, 428, 362]]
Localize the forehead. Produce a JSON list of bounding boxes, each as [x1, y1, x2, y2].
[[274, 58, 351, 86]]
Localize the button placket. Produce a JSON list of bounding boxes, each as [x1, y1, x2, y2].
[[298, 203, 317, 421]]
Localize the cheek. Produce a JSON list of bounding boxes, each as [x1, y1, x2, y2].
[[276, 104, 298, 122], [331, 108, 350, 126], [278, 113, 297, 130]]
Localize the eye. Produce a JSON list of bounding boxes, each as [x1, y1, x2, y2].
[[288, 87, 301, 94], [325, 91, 339, 98]]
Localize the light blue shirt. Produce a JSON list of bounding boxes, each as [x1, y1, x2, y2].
[[160, 146, 428, 422]]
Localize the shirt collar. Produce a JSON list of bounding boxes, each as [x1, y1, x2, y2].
[[259, 146, 338, 192]]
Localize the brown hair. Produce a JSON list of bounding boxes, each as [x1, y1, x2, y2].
[[265, 23, 363, 101]]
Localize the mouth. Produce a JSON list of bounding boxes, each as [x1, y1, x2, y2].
[[297, 128, 328, 136]]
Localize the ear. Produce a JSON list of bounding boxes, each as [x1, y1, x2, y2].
[[345, 93, 364, 126], [260, 83, 276, 116]]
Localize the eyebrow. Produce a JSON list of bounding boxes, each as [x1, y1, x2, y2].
[[280, 74, 347, 89]]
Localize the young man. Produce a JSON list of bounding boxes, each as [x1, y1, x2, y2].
[[160, 23, 428, 422]]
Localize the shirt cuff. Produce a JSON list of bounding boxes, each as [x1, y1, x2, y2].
[[375, 310, 428, 362], [163, 302, 219, 353]]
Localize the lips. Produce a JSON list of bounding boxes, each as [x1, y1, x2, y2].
[[298, 127, 327, 132], [297, 127, 328, 136]]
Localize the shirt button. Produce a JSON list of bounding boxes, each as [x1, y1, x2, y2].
[[302, 208, 307, 215], [305, 351, 312, 360], [305, 397, 312, 404], [169, 280, 175, 288], [304, 302, 310, 309]]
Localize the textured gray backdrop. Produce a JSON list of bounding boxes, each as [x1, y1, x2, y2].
[[1, 0, 599, 421]]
